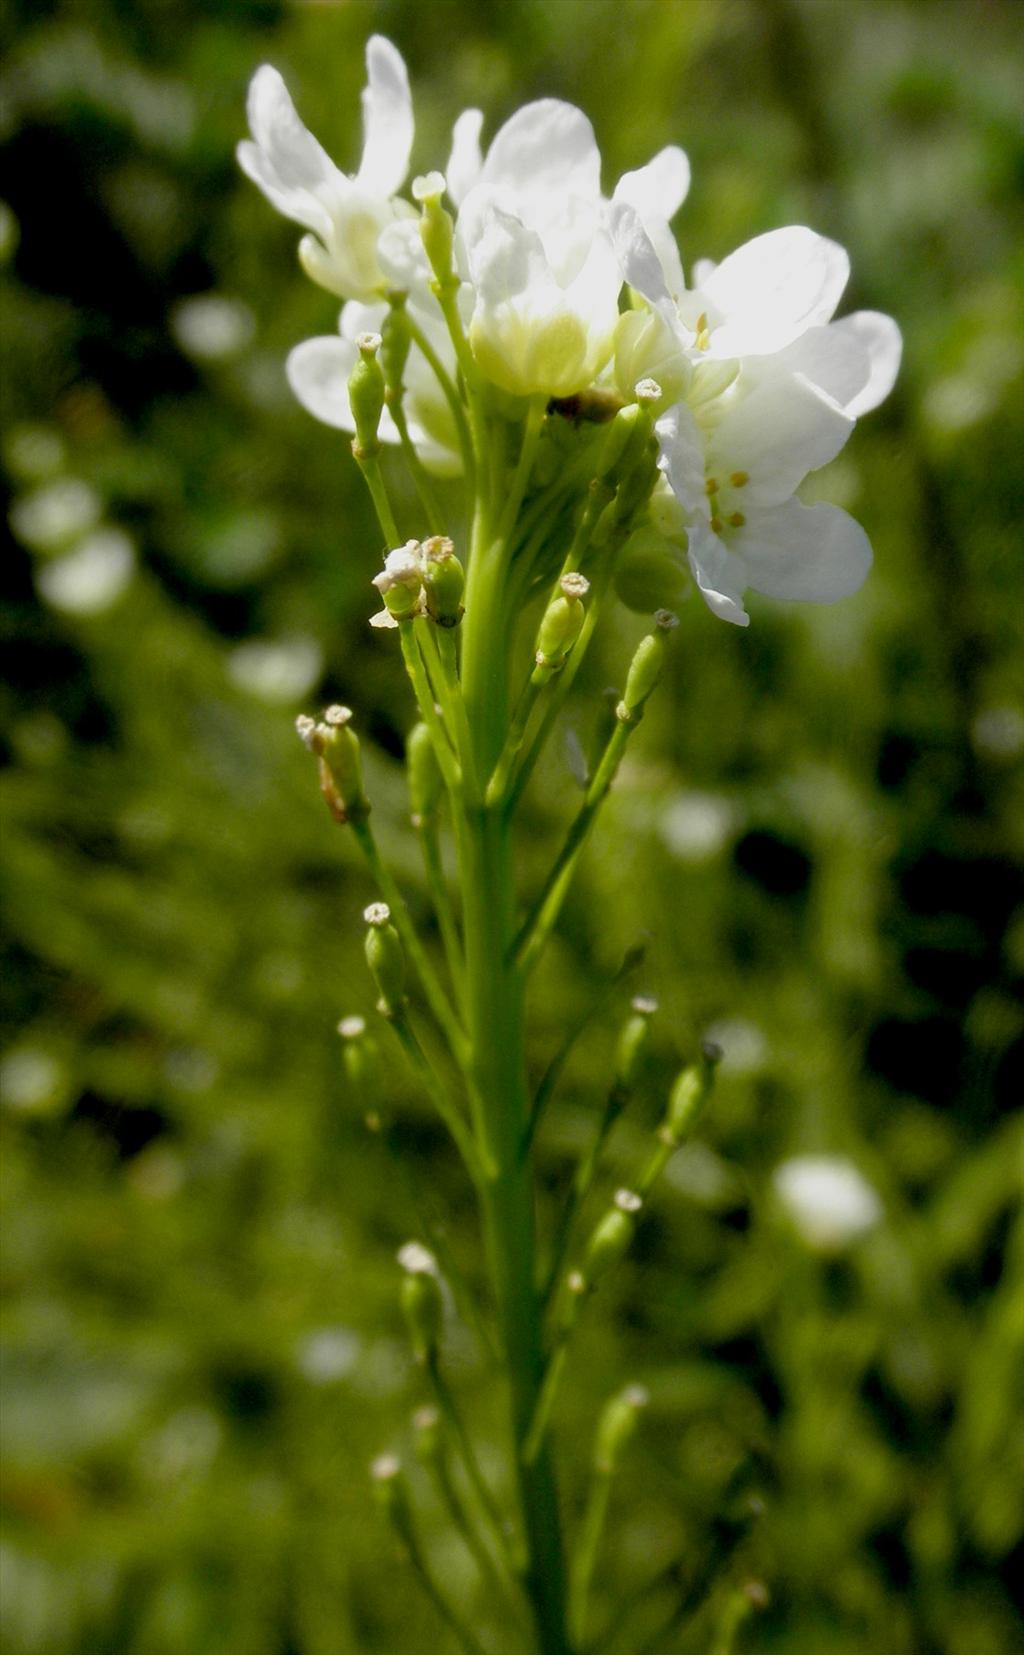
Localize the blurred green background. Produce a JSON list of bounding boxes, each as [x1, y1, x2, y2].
[[2, 0, 1022, 1650]]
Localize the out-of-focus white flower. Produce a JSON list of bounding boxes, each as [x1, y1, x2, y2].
[[287, 295, 462, 474], [11, 478, 102, 552], [773, 1155, 883, 1252], [296, 1326, 362, 1384], [35, 527, 135, 615], [172, 293, 255, 360], [237, 37, 414, 301], [661, 791, 735, 860], [227, 636, 322, 703], [0, 1047, 68, 1117]]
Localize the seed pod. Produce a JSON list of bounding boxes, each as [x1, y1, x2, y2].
[[614, 996, 657, 1091], [619, 610, 679, 720], [398, 1242, 443, 1363], [348, 333, 386, 459], [364, 903, 406, 1016], [381, 295, 413, 404], [414, 173, 456, 290], [594, 1383, 648, 1474], [422, 536, 465, 627], [534, 573, 589, 672], [583, 1189, 642, 1285], [407, 722, 442, 825]]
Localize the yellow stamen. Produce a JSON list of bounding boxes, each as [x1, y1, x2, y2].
[[729, 471, 749, 488], [710, 516, 723, 535], [704, 477, 718, 497], [728, 512, 746, 528]]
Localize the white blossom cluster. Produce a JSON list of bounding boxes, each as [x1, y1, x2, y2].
[[239, 36, 900, 626]]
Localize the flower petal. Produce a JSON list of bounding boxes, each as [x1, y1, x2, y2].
[[655, 402, 708, 518], [709, 373, 854, 505], [614, 145, 690, 224], [835, 311, 902, 416], [245, 66, 337, 197], [286, 336, 358, 429], [754, 324, 872, 412], [607, 199, 674, 312], [737, 499, 872, 603], [481, 99, 601, 200], [447, 108, 484, 206], [701, 227, 850, 356], [687, 523, 750, 626], [357, 36, 413, 197]]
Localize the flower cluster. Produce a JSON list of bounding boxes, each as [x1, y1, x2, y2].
[[239, 36, 900, 625]]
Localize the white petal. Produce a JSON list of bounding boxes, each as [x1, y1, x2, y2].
[[757, 324, 873, 411], [377, 218, 433, 297], [607, 199, 674, 311], [238, 140, 330, 238], [737, 499, 872, 603], [614, 145, 690, 224], [481, 99, 601, 200], [286, 336, 358, 429], [655, 402, 708, 518], [710, 373, 854, 505], [447, 109, 484, 206], [835, 311, 902, 416], [357, 36, 413, 197], [245, 66, 337, 198], [687, 523, 750, 626], [701, 227, 850, 356], [461, 194, 549, 305]]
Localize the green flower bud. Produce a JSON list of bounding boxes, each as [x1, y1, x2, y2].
[[422, 536, 465, 628], [407, 721, 442, 825], [662, 1041, 721, 1143], [371, 1453, 412, 1535], [296, 706, 370, 825], [381, 294, 413, 405], [398, 1242, 443, 1363], [412, 1404, 442, 1465], [618, 611, 678, 722], [614, 524, 689, 614], [594, 1383, 648, 1474], [614, 995, 657, 1091], [534, 573, 589, 674], [364, 902, 406, 1017], [583, 1188, 642, 1285], [348, 332, 386, 460], [414, 173, 457, 293]]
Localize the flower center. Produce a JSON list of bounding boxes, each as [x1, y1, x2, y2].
[[704, 470, 748, 537]]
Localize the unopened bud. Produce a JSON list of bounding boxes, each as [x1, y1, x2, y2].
[[348, 333, 386, 460], [416, 177, 457, 292], [412, 1404, 442, 1464], [422, 536, 465, 627], [373, 541, 424, 620], [398, 1242, 443, 1363], [382, 294, 413, 403], [614, 997, 657, 1091], [583, 1189, 642, 1284], [662, 1041, 720, 1143], [594, 1383, 648, 1473], [407, 721, 442, 824], [364, 903, 406, 1016], [618, 613, 677, 721], [534, 573, 589, 673]]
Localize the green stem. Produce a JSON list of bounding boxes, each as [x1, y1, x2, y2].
[[355, 448, 401, 545], [428, 1437, 522, 1610], [398, 622, 462, 801], [568, 1467, 614, 1647], [426, 1352, 517, 1572], [541, 1076, 632, 1309], [395, 1508, 490, 1655], [390, 397, 446, 533], [416, 816, 465, 1006], [404, 310, 476, 494], [387, 1012, 482, 1184]]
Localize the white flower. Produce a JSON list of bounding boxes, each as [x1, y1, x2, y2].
[[237, 37, 414, 301], [656, 371, 871, 626], [455, 99, 621, 396], [773, 1155, 882, 1252], [286, 297, 462, 475]]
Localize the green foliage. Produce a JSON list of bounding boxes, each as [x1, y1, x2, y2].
[[1, 1, 1022, 1651]]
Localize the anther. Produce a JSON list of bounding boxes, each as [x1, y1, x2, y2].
[[728, 512, 746, 528], [704, 477, 719, 497], [710, 516, 723, 535], [729, 471, 749, 487]]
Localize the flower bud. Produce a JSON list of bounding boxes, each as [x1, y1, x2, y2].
[[398, 1241, 443, 1363], [372, 541, 424, 621], [412, 1404, 442, 1465], [614, 524, 689, 614], [614, 996, 657, 1092], [618, 611, 678, 721], [297, 705, 370, 825], [381, 294, 413, 406], [661, 1042, 720, 1144], [407, 721, 442, 825], [348, 333, 386, 460], [594, 1383, 648, 1474], [371, 1453, 412, 1534], [422, 536, 465, 628], [414, 174, 457, 293], [583, 1188, 642, 1285], [364, 902, 406, 1017], [534, 573, 589, 673]]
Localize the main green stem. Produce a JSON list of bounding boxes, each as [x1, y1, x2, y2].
[[460, 515, 571, 1655]]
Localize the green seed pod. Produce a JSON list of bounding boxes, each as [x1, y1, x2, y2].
[[614, 524, 690, 614], [583, 1189, 642, 1285], [594, 1383, 648, 1474], [598, 403, 643, 484], [364, 903, 406, 1016], [348, 333, 386, 459], [407, 722, 442, 825], [422, 536, 465, 627], [371, 1453, 411, 1534], [381, 294, 413, 404], [412, 1405, 442, 1465], [663, 1041, 721, 1142], [534, 573, 589, 673], [619, 611, 678, 720], [398, 1242, 443, 1363], [296, 706, 370, 825]]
